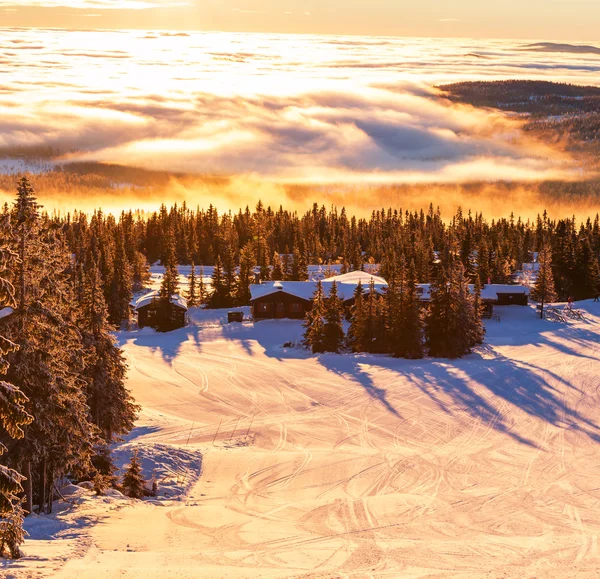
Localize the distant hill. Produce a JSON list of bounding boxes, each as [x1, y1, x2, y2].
[[439, 80, 600, 163]]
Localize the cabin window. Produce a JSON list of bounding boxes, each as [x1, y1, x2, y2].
[[290, 302, 302, 313], [257, 303, 270, 312]]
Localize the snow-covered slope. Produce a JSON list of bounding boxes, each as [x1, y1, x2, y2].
[[7, 302, 600, 578]]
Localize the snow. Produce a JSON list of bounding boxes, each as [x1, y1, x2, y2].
[[131, 290, 187, 311], [250, 280, 388, 302], [326, 270, 387, 285], [0, 307, 13, 319], [251, 281, 529, 303], [0, 158, 55, 175], [7, 301, 600, 578]]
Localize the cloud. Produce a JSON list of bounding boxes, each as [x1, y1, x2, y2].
[[0, 29, 593, 186]]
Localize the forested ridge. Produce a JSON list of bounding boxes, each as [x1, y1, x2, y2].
[[440, 80, 600, 160]]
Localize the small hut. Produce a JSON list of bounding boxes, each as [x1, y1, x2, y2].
[[132, 291, 188, 331]]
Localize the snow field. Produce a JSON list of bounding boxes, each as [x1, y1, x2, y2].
[[7, 301, 600, 578]]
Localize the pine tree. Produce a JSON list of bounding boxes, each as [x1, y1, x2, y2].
[[271, 251, 284, 281], [427, 259, 483, 358], [0, 215, 32, 558], [302, 281, 326, 354], [387, 258, 424, 359], [281, 248, 292, 281], [347, 282, 368, 352], [108, 231, 132, 329], [322, 282, 345, 353], [236, 245, 254, 305], [154, 230, 181, 331], [122, 449, 145, 499], [208, 256, 227, 309], [426, 264, 453, 357], [0, 502, 26, 559], [532, 243, 557, 318], [2, 178, 95, 515], [574, 237, 600, 300], [187, 262, 198, 307], [79, 250, 138, 446]]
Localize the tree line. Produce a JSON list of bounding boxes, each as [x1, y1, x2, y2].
[[35, 199, 599, 326], [0, 178, 138, 558]]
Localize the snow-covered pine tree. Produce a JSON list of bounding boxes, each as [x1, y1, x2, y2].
[[2, 178, 95, 515], [108, 230, 132, 329], [79, 249, 138, 447], [132, 250, 150, 294], [0, 217, 32, 559], [122, 449, 145, 499], [187, 262, 198, 307], [471, 276, 486, 346], [532, 243, 557, 319], [322, 282, 344, 353], [0, 502, 26, 559], [302, 280, 326, 354]]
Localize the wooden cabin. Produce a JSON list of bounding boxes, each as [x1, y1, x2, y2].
[[132, 291, 188, 331]]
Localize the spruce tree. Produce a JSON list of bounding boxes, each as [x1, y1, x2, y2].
[[426, 264, 453, 357], [0, 502, 26, 559], [108, 231, 132, 329], [155, 230, 181, 331], [322, 282, 345, 353], [236, 245, 254, 305], [532, 243, 557, 318], [122, 449, 145, 499], [387, 258, 424, 359], [347, 282, 368, 352], [0, 219, 32, 558], [2, 178, 95, 514], [271, 251, 284, 281], [187, 262, 198, 307], [79, 250, 138, 446], [208, 256, 227, 309], [302, 281, 326, 354]]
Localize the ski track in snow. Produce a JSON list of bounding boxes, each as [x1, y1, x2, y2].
[[7, 302, 600, 578]]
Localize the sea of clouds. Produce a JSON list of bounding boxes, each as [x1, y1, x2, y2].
[[1, 29, 600, 183]]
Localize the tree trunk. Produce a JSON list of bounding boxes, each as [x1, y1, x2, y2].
[[23, 460, 32, 515]]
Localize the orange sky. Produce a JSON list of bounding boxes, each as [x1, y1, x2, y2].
[[2, 1, 599, 41]]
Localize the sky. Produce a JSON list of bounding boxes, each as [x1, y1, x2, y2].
[[1, 0, 600, 41]]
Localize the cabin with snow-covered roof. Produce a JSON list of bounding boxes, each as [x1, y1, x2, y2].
[[131, 290, 188, 330]]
